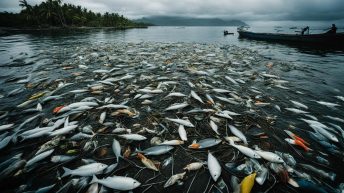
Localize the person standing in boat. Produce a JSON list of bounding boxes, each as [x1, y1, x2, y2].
[[326, 24, 337, 34], [301, 26, 309, 35]]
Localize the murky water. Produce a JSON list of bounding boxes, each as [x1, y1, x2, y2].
[[0, 26, 343, 193]]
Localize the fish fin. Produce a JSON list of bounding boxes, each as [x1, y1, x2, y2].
[[90, 175, 99, 184], [61, 167, 72, 178], [134, 148, 143, 153], [288, 178, 299, 187]]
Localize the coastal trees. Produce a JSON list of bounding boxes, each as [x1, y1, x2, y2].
[[0, 0, 146, 28]]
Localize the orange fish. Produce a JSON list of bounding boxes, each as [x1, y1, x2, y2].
[[284, 130, 309, 145], [285, 138, 311, 152], [137, 153, 159, 171], [53, 106, 64, 113], [188, 143, 200, 149]]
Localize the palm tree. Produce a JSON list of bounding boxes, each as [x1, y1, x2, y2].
[[39, 0, 57, 25], [19, 0, 33, 21]]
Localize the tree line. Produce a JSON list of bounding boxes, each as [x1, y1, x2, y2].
[[0, 0, 147, 28]]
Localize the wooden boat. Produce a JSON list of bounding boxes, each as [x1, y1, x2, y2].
[[224, 30, 234, 36], [237, 29, 344, 46]]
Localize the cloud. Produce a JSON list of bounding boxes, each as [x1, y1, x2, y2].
[[1, 0, 343, 21]]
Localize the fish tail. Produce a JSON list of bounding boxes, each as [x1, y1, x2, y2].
[[61, 167, 72, 178], [228, 138, 235, 146], [288, 178, 299, 187], [90, 175, 99, 184]]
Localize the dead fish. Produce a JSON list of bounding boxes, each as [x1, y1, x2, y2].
[[26, 149, 54, 168], [178, 125, 187, 141], [212, 88, 231, 93], [137, 145, 174, 156], [206, 94, 215, 105], [215, 112, 233, 119], [0, 135, 13, 151], [255, 150, 284, 163], [210, 120, 220, 135], [62, 163, 108, 177], [285, 108, 309, 114], [0, 111, 8, 120], [299, 163, 336, 181], [188, 138, 221, 149], [86, 183, 98, 193], [183, 162, 204, 171], [112, 139, 121, 162], [208, 152, 221, 181], [290, 100, 308, 109], [216, 96, 238, 105], [334, 95, 344, 102], [137, 153, 159, 171], [0, 160, 26, 181], [164, 102, 189, 111], [138, 88, 163, 94], [228, 124, 247, 145], [99, 111, 106, 124], [118, 134, 146, 141], [51, 155, 77, 163], [0, 124, 15, 132], [254, 101, 270, 107], [228, 139, 261, 159], [164, 172, 186, 188], [190, 90, 204, 104], [165, 118, 194, 127], [160, 140, 184, 146], [90, 175, 141, 191], [314, 100, 340, 108], [165, 92, 186, 98], [324, 115, 344, 123], [225, 76, 238, 84], [36, 136, 63, 155]]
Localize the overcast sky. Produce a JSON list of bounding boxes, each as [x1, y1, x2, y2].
[[1, 0, 344, 21]]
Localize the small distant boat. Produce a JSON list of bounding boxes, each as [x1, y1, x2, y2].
[[237, 28, 344, 46], [224, 30, 234, 36]]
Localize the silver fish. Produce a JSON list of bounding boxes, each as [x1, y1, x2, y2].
[[91, 175, 141, 191], [62, 163, 108, 177], [165, 118, 195, 127]]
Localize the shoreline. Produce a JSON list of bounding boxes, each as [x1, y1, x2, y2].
[[0, 26, 148, 35]]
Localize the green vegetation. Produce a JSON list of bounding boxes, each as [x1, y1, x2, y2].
[[0, 0, 147, 28]]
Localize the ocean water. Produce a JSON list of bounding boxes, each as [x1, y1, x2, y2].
[[0, 23, 344, 192]]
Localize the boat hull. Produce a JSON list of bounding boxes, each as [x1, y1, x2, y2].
[[238, 31, 344, 46]]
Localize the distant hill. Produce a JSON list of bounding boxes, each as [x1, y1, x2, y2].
[[134, 16, 247, 26]]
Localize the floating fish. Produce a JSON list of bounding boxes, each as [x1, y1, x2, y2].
[[228, 139, 261, 159], [137, 153, 159, 171], [228, 124, 247, 144], [188, 138, 221, 149], [138, 145, 174, 156], [62, 163, 108, 177], [91, 175, 141, 191], [240, 173, 256, 193], [165, 118, 195, 127], [164, 172, 186, 188], [118, 134, 147, 141], [178, 125, 187, 141], [208, 152, 221, 181], [183, 162, 204, 171], [190, 90, 204, 104]]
